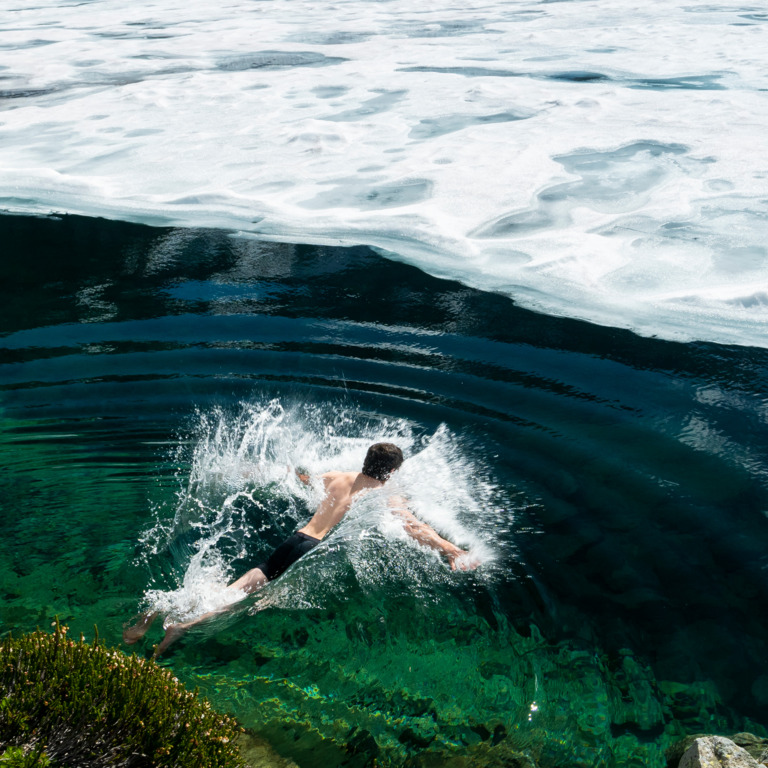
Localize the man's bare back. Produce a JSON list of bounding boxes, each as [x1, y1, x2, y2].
[[298, 470, 383, 539], [124, 442, 477, 655]]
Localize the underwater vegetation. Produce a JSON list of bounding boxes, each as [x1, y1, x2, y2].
[[2, 212, 768, 767], [0, 622, 246, 767]]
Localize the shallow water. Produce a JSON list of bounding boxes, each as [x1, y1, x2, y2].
[[1, 212, 767, 766]]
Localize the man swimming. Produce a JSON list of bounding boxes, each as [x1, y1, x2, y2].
[[123, 442, 477, 654]]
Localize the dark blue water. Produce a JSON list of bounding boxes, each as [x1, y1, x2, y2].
[[1, 212, 767, 767]]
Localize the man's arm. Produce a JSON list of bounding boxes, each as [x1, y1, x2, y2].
[[390, 501, 478, 571]]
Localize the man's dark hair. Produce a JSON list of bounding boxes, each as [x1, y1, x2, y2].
[[362, 443, 403, 482]]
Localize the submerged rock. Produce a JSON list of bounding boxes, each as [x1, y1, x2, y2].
[[732, 734, 768, 765], [678, 736, 764, 768], [236, 732, 300, 768], [403, 741, 538, 768]]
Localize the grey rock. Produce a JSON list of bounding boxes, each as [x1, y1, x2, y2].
[[732, 733, 768, 765], [666, 734, 710, 768], [679, 736, 763, 768]]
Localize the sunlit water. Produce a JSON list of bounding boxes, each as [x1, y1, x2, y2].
[[2, 213, 768, 767], [2, 0, 768, 345]]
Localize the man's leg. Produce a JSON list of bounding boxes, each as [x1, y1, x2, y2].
[[154, 566, 269, 656], [228, 565, 269, 594]]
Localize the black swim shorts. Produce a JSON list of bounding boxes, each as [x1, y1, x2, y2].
[[257, 531, 321, 582]]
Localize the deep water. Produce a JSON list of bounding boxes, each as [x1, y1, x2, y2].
[[1, 212, 768, 767]]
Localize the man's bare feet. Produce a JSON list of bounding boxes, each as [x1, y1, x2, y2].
[[150, 587, 255, 656], [153, 622, 190, 657], [123, 611, 159, 645]]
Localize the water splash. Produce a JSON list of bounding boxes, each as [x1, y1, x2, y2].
[[138, 398, 504, 623]]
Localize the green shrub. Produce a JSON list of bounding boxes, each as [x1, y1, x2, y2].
[[0, 745, 52, 766], [0, 622, 247, 768]]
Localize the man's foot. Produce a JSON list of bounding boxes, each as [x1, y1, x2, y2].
[[123, 611, 158, 645], [153, 622, 189, 657]]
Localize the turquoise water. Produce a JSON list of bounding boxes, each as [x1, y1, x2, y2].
[[1, 213, 768, 766]]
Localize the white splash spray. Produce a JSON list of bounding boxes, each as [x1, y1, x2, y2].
[[138, 399, 502, 623]]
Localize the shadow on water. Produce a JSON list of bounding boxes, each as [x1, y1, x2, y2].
[[1, 212, 768, 766]]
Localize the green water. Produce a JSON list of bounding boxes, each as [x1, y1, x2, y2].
[[2, 213, 768, 767]]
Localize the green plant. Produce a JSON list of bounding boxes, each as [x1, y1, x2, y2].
[[0, 745, 52, 766], [0, 622, 247, 767]]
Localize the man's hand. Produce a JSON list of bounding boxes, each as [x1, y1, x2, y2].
[[447, 549, 481, 571], [392, 505, 480, 571], [293, 467, 311, 485]]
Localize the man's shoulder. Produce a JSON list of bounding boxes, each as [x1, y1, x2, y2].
[[321, 470, 358, 484]]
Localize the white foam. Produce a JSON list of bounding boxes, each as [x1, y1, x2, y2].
[[2, 0, 767, 346]]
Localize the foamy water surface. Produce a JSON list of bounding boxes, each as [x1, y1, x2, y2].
[[2, 0, 767, 345]]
